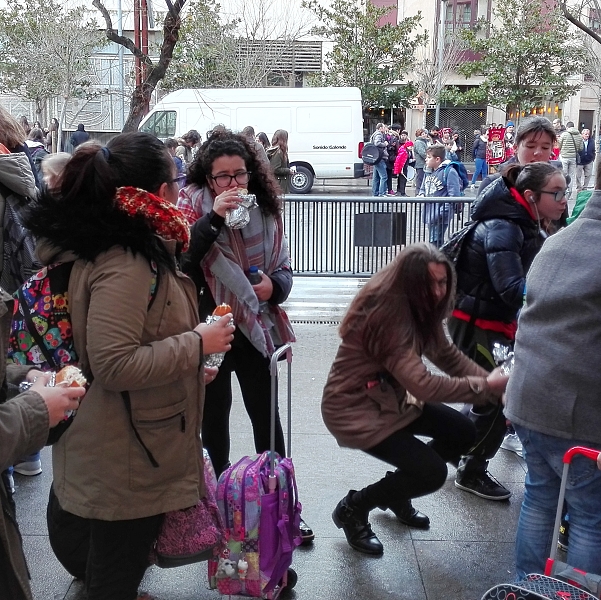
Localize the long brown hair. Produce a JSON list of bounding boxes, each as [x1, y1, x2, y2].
[[0, 107, 26, 148], [271, 129, 289, 165], [340, 244, 455, 362]]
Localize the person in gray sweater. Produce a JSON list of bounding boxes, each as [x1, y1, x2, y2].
[[505, 163, 601, 580]]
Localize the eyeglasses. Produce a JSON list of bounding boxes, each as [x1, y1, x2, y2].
[[209, 171, 251, 188], [540, 189, 567, 202]]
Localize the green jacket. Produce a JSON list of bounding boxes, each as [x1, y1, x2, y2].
[[267, 147, 290, 194]]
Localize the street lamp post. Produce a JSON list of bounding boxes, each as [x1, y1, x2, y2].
[[434, 0, 448, 127]]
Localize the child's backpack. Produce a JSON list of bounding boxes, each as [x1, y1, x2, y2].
[[443, 161, 470, 195], [8, 262, 76, 371], [208, 451, 302, 597]]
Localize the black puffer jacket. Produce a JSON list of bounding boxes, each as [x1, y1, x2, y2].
[[455, 176, 545, 323]]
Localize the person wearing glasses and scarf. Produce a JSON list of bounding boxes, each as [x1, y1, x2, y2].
[[177, 130, 315, 544], [448, 162, 567, 503]]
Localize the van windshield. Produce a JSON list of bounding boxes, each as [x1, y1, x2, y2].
[[139, 110, 176, 138]]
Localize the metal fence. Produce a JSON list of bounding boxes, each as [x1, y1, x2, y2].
[[283, 195, 474, 276]]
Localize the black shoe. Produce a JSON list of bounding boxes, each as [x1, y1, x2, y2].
[[455, 471, 511, 500], [389, 501, 430, 529], [332, 491, 383, 556], [299, 518, 314, 545]]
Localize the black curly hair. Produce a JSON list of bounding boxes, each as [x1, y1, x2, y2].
[[186, 130, 281, 217]]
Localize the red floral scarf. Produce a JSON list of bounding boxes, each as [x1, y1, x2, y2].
[[114, 186, 190, 251]]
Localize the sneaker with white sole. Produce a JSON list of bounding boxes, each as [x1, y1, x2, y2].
[[14, 459, 42, 476], [455, 471, 511, 500], [501, 432, 523, 457]]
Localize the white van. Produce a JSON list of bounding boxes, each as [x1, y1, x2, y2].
[[138, 86, 365, 193]]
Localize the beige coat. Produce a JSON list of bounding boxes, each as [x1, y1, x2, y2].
[[51, 243, 206, 521], [322, 325, 497, 450]]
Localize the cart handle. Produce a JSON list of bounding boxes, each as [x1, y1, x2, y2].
[[563, 446, 600, 464]]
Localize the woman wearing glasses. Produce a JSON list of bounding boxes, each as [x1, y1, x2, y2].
[[448, 161, 567, 502], [177, 131, 314, 542]]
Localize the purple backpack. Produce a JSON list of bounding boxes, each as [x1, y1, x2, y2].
[[208, 451, 302, 597]]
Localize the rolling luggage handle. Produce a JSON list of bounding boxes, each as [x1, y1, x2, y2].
[[269, 343, 293, 489], [546, 446, 601, 597]]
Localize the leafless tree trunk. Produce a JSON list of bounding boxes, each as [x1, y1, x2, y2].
[[93, 0, 187, 132]]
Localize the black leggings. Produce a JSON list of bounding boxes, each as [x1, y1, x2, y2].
[[359, 404, 476, 508], [47, 486, 162, 600], [202, 329, 285, 476]]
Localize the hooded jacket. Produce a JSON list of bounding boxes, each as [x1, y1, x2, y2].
[[454, 176, 545, 324], [0, 153, 39, 293], [69, 124, 90, 149], [28, 195, 205, 521], [558, 127, 583, 160]]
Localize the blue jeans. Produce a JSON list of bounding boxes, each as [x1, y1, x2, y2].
[[428, 211, 450, 248], [371, 161, 388, 197], [513, 424, 601, 579], [471, 157, 488, 184]]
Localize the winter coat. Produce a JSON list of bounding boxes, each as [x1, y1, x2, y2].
[[472, 135, 487, 160], [267, 147, 290, 194], [413, 135, 428, 169], [69, 125, 89, 149], [370, 130, 389, 161], [35, 227, 205, 521], [322, 322, 496, 450], [419, 161, 461, 225], [0, 288, 45, 600], [505, 191, 601, 445], [0, 152, 39, 293], [454, 176, 545, 324], [393, 144, 410, 175], [579, 136, 596, 166], [558, 127, 583, 159]]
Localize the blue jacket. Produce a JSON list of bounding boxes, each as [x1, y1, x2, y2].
[[579, 136, 596, 166], [420, 161, 460, 224]]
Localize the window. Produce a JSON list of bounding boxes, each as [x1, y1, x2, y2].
[[590, 8, 601, 31], [139, 111, 177, 138], [443, 0, 477, 31]]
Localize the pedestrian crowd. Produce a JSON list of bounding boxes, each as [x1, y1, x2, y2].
[[0, 107, 600, 600]]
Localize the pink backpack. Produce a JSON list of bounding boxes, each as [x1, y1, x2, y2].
[[208, 451, 302, 597], [151, 449, 225, 568]]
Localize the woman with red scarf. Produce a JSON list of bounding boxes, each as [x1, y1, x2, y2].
[[448, 162, 567, 502], [24, 132, 234, 600]]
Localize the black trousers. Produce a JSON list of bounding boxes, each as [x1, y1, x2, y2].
[[202, 329, 285, 476], [47, 486, 162, 600], [397, 164, 408, 195], [354, 404, 476, 510], [447, 316, 511, 475]]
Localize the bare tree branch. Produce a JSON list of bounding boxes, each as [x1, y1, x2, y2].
[[559, 0, 601, 44]]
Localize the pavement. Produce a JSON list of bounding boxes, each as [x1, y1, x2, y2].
[[16, 276, 527, 600]]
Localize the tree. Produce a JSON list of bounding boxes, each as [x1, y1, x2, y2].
[[446, 0, 586, 121], [162, 0, 315, 90], [411, 32, 465, 128], [93, 0, 187, 132], [0, 0, 104, 148], [302, 0, 426, 108]]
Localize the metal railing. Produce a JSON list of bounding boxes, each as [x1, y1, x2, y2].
[[283, 195, 474, 276]]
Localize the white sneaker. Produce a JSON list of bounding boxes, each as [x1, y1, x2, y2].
[[501, 433, 523, 457], [13, 459, 42, 476]]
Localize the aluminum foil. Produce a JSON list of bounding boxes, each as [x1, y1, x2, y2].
[[225, 193, 257, 229], [203, 314, 235, 368], [492, 342, 515, 375]]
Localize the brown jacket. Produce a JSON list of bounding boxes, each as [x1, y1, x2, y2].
[[0, 288, 45, 600], [322, 325, 497, 450], [51, 243, 206, 521]]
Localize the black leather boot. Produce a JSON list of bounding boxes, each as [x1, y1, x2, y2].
[[386, 499, 430, 529], [332, 490, 383, 555]]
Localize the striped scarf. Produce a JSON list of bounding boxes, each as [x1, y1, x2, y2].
[[194, 185, 295, 357]]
